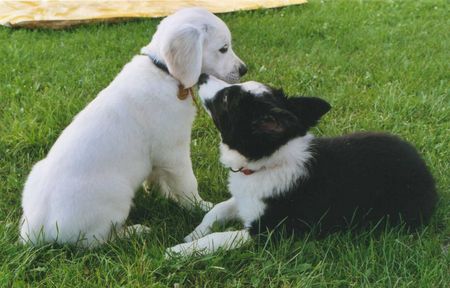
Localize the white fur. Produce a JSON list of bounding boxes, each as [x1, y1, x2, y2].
[[167, 135, 313, 257], [219, 143, 248, 172], [20, 8, 245, 247], [141, 8, 245, 88], [198, 76, 268, 102], [197, 75, 232, 101], [240, 81, 270, 95]]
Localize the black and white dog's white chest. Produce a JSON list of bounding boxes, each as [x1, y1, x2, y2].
[[229, 173, 276, 228], [226, 136, 313, 229]]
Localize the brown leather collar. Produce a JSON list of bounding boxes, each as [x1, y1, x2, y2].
[[178, 85, 199, 109], [178, 85, 193, 100], [142, 53, 198, 106]]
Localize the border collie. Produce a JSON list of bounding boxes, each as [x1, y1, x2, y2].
[[167, 74, 437, 257], [20, 8, 247, 247]]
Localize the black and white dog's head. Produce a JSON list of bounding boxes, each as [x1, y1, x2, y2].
[[198, 74, 331, 169]]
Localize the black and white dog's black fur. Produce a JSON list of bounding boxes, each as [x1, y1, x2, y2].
[[167, 74, 437, 257]]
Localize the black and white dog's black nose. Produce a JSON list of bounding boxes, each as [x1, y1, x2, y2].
[[198, 73, 209, 86]]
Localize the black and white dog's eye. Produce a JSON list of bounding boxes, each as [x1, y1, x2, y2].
[[219, 45, 228, 53], [223, 94, 228, 104]]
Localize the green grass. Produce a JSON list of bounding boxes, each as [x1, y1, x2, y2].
[[1, 0, 449, 286]]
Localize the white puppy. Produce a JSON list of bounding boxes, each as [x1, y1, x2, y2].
[[19, 8, 247, 247]]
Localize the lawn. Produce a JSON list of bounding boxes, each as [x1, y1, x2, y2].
[[0, 0, 449, 286]]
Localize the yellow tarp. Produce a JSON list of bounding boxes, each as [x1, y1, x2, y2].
[[1, 0, 307, 29]]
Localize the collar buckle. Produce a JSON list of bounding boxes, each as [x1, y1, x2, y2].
[[178, 85, 192, 100]]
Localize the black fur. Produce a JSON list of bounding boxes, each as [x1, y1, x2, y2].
[[205, 83, 437, 237], [251, 132, 437, 236]]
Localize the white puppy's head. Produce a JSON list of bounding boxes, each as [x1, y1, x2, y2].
[[142, 8, 247, 88]]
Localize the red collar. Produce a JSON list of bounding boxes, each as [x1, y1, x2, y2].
[[240, 168, 255, 175], [230, 167, 255, 176]]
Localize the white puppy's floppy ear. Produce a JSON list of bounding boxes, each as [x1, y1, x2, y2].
[[161, 24, 203, 88]]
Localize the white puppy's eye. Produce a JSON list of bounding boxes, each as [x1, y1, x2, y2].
[[219, 44, 228, 53]]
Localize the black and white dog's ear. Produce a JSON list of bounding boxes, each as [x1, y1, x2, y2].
[[288, 97, 331, 129], [252, 108, 298, 137], [161, 24, 204, 88]]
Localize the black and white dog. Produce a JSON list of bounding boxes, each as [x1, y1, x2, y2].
[[167, 74, 437, 257]]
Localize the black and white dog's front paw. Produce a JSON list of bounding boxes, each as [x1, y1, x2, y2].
[[165, 241, 203, 258], [166, 230, 251, 259], [183, 226, 211, 242]]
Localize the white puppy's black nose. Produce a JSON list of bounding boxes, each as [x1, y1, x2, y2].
[[239, 64, 248, 76], [198, 73, 209, 85]]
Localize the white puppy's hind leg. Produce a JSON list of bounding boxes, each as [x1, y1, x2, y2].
[[184, 197, 239, 242], [166, 229, 251, 258]]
